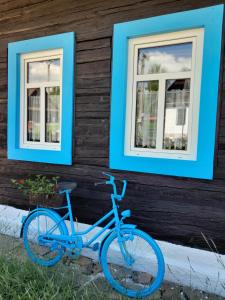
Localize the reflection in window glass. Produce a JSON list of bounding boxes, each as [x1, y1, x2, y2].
[[138, 43, 192, 75], [27, 88, 40, 142], [176, 108, 186, 126], [27, 59, 60, 83], [163, 79, 190, 151], [45, 87, 60, 143], [135, 81, 158, 149]]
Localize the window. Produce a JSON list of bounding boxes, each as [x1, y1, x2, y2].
[[110, 5, 223, 179], [125, 29, 203, 160], [20, 50, 62, 150], [8, 32, 75, 165]]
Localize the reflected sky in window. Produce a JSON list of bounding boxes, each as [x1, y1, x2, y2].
[[138, 42, 192, 74], [28, 59, 60, 83]]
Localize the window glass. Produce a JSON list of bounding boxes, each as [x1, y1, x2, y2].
[[124, 28, 205, 161], [138, 42, 192, 74], [27, 88, 40, 142], [45, 87, 60, 143], [27, 59, 60, 83], [22, 51, 62, 149], [135, 81, 158, 149], [163, 79, 190, 151]]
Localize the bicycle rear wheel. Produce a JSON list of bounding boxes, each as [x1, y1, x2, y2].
[[100, 228, 165, 298], [23, 210, 68, 267]]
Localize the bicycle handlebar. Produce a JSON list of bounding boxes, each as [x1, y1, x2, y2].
[[95, 172, 127, 201], [102, 172, 115, 181]]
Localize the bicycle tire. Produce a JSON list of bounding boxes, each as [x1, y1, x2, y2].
[[100, 228, 165, 298], [23, 209, 68, 267]]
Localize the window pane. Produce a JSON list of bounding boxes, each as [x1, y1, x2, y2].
[[45, 87, 60, 143], [138, 43, 192, 75], [27, 59, 60, 83], [135, 81, 158, 149], [163, 79, 190, 151], [27, 88, 40, 142]]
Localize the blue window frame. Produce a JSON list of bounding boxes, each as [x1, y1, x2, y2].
[[110, 5, 224, 179], [8, 32, 75, 165]]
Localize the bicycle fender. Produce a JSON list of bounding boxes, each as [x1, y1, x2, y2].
[[20, 208, 67, 238], [120, 224, 136, 230], [99, 224, 137, 260]]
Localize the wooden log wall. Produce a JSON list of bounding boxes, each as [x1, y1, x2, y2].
[[0, 0, 225, 253]]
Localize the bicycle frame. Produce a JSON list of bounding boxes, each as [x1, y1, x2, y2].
[[39, 189, 123, 249]]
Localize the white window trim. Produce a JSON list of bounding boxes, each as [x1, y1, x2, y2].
[[20, 49, 63, 151], [125, 28, 204, 160]]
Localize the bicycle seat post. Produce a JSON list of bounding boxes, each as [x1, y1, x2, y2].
[[57, 181, 78, 235], [65, 189, 76, 235]]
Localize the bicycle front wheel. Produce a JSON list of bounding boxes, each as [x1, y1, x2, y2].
[[23, 210, 68, 267], [100, 228, 165, 298]]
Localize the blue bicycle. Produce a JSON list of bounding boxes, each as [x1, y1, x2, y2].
[[21, 173, 165, 298]]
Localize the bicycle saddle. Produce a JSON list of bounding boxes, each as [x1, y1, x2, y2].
[[57, 181, 77, 193]]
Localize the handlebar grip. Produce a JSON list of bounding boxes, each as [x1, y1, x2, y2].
[[94, 181, 105, 186]]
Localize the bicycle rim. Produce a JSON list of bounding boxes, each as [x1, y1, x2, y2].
[[23, 211, 65, 266], [101, 229, 165, 298]]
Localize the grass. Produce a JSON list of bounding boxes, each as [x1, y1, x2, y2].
[[0, 255, 76, 299], [0, 232, 128, 300], [0, 254, 118, 300], [0, 253, 223, 300], [0, 233, 224, 300]]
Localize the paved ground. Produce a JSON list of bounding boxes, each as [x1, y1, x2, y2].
[[0, 233, 224, 300]]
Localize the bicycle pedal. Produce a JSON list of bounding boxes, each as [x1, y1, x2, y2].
[[92, 242, 100, 251]]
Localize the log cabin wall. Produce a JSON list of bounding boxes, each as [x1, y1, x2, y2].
[[0, 0, 225, 252]]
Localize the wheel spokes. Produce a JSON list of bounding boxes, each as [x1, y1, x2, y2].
[[106, 232, 160, 293], [26, 215, 62, 262]]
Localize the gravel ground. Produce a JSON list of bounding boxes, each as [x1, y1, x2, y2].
[[0, 233, 224, 300]]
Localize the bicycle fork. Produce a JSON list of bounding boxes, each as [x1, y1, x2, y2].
[[117, 231, 135, 266], [111, 194, 135, 267]]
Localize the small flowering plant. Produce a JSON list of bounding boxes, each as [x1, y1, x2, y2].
[[11, 175, 61, 207]]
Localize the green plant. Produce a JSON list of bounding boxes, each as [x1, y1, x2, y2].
[[11, 175, 59, 198]]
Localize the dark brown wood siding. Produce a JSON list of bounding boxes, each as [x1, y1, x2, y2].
[[0, 0, 225, 252]]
